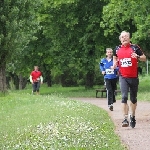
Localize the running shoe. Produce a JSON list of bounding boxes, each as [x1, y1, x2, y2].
[[122, 119, 129, 127], [109, 105, 113, 111], [130, 115, 136, 128]]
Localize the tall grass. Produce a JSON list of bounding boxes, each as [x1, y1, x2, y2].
[[0, 93, 126, 150], [22, 75, 150, 101], [23, 84, 99, 98]]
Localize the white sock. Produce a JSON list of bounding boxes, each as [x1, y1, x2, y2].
[[124, 115, 128, 119]]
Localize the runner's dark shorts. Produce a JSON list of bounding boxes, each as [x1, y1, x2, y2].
[[119, 76, 139, 104], [32, 82, 40, 92]]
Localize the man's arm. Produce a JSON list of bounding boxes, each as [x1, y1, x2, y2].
[[110, 56, 118, 69], [40, 76, 43, 83], [111, 46, 119, 69], [131, 44, 146, 61], [30, 75, 33, 84], [99, 59, 106, 75], [137, 54, 146, 61]]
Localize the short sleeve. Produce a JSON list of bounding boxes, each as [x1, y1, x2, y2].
[[133, 45, 143, 56]]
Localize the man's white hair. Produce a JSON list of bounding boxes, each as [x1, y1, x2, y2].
[[119, 31, 130, 40]]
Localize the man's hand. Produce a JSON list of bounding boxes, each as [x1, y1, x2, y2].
[[102, 71, 106, 75], [112, 56, 118, 69], [110, 65, 117, 69], [131, 52, 139, 59]]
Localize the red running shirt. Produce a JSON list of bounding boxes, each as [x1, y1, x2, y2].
[[114, 44, 143, 78], [30, 71, 42, 82]]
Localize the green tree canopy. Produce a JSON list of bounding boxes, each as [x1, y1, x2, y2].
[[101, 0, 150, 51], [0, 0, 42, 92]]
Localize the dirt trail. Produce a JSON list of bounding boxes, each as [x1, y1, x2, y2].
[[72, 98, 150, 150]]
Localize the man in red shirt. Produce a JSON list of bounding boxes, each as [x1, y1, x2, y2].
[[30, 66, 43, 95], [112, 31, 146, 128]]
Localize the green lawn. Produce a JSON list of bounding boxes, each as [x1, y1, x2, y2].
[[28, 75, 150, 101], [115, 75, 150, 101], [0, 92, 126, 150], [1, 75, 149, 149]]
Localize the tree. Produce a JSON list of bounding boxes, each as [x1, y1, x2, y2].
[[0, 0, 42, 92], [23, 28, 54, 87], [75, 0, 107, 88], [101, 0, 150, 52], [40, 0, 107, 88]]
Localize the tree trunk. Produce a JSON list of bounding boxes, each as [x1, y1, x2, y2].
[[19, 75, 27, 90], [6, 76, 11, 89], [0, 64, 7, 92], [43, 64, 52, 87], [12, 73, 19, 90], [85, 71, 94, 89], [45, 70, 52, 87], [46, 75, 52, 87]]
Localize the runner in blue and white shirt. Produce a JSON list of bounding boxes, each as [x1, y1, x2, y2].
[[100, 48, 119, 111]]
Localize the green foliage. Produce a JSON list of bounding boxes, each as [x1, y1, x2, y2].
[[0, 93, 125, 149], [37, 0, 108, 87], [101, 0, 150, 53], [4, 0, 150, 90], [0, 0, 43, 92], [0, 0, 42, 61]]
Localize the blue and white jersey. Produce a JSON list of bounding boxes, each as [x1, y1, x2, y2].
[[99, 58, 118, 79]]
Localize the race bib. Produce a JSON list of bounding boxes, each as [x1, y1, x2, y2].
[[120, 58, 132, 67], [106, 69, 114, 74]]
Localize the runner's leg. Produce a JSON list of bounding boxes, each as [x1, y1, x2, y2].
[[119, 76, 129, 126], [32, 83, 36, 94], [111, 78, 117, 103], [105, 79, 114, 110], [129, 78, 138, 117], [36, 82, 41, 95]]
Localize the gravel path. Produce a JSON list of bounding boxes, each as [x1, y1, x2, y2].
[[72, 98, 150, 150]]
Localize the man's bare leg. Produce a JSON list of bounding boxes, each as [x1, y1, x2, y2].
[[122, 103, 129, 117], [122, 103, 129, 127], [130, 102, 137, 117], [129, 102, 137, 128]]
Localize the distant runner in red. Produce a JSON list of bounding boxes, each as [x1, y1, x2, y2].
[[30, 66, 43, 95], [113, 31, 146, 128]]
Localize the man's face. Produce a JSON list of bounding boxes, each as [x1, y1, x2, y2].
[[34, 66, 38, 71], [120, 32, 130, 46]]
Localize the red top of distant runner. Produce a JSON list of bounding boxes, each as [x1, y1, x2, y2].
[[30, 71, 42, 82]]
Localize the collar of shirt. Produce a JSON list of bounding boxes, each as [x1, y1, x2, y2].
[[121, 43, 131, 48]]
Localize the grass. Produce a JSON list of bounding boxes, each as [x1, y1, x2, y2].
[[1, 75, 150, 149], [115, 75, 150, 101], [23, 74, 150, 101], [138, 75, 150, 101], [0, 92, 126, 150], [24, 84, 99, 98]]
